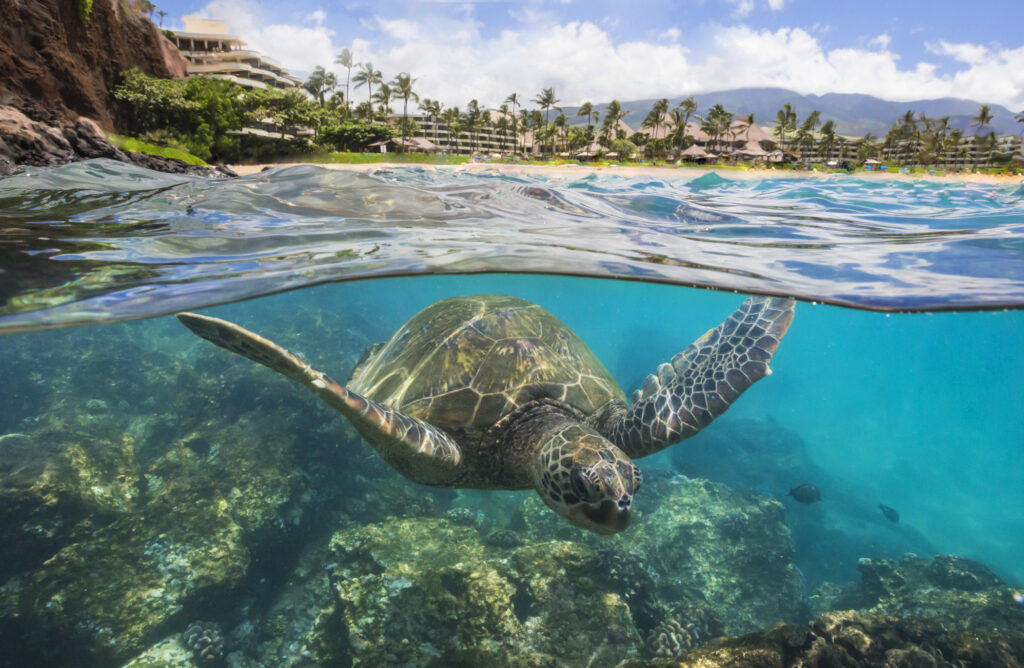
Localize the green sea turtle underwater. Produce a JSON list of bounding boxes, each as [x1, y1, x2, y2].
[[177, 293, 794, 535]]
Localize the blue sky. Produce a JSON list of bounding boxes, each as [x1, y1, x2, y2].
[[159, 0, 1024, 110]]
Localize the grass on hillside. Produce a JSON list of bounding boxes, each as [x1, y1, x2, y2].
[[108, 135, 208, 166], [309, 152, 471, 165]]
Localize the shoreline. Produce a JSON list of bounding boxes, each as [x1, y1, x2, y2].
[[227, 160, 1024, 185]]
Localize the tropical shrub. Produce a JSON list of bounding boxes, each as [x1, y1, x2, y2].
[[318, 122, 395, 152]]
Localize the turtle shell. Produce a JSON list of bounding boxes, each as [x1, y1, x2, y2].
[[348, 295, 625, 432]]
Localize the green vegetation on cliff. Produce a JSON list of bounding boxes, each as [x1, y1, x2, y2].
[[107, 134, 208, 165], [76, 0, 92, 22]]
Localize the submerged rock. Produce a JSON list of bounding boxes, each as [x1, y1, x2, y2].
[[0, 428, 139, 581], [630, 476, 806, 634], [299, 517, 642, 667], [619, 609, 1024, 667]]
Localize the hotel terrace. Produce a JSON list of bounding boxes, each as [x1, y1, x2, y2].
[[167, 17, 302, 92]]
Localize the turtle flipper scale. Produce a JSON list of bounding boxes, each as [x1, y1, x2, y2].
[[176, 312, 462, 486], [596, 296, 795, 459]]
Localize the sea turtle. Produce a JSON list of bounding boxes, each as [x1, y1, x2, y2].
[[177, 293, 794, 534]]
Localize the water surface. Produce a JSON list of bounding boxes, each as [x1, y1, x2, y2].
[[3, 160, 1024, 333]]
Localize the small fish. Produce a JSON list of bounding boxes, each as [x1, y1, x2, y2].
[[787, 483, 821, 504], [878, 504, 900, 523]]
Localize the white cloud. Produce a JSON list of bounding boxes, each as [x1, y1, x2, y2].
[[926, 40, 988, 65], [725, 0, 785, 16], [660, 27, 681, 42], [305, 9, 326, 25], [188, 2, 1024, 111], [868, 33, 891, 50], [727, 0, 754, 18]]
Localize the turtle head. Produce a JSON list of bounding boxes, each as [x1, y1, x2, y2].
[[532, 423, 642, 535]]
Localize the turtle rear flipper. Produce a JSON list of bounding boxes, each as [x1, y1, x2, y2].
[[596, 296, 794, 458], [176, 312, 462, 486]]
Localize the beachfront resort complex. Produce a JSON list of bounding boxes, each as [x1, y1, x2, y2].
[[159, 16, 1023, 170]]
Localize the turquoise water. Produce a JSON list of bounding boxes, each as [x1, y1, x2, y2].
[[1, 162, 1023, 665]]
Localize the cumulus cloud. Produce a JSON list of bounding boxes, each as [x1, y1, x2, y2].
[[188, 1, 1024, 111]]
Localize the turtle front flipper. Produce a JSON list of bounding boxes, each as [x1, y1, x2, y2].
[[176, 312, 463, 486], [593, 296, 795, 459]]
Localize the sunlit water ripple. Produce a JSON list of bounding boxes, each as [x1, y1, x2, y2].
[[2, 159, 1023, 332]]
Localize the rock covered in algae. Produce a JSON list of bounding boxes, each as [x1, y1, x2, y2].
[[122, 635, 198, 668], [618, 609, 1024, 667], [294, 516, 643, 667], [629, 476, 806, 634], [842, 554, 1023, 633], [0, 428, 139, 581], [0, 484, 248, 665], [0, 408, 321, 664]]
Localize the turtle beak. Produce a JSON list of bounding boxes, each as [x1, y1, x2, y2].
[[572, 499, 632, 535]]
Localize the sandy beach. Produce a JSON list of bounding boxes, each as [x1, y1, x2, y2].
[[229, 161, 1024, 185]]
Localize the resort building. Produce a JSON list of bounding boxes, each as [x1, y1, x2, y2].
[[166, 17, 302, 92], [402, 112, 517, 156]]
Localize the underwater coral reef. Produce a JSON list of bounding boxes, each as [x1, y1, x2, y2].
[[1, 303, 1022, 667]]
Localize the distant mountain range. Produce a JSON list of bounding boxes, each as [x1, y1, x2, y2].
[[560, 88, 1022, 138]]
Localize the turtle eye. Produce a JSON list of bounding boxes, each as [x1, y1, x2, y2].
[[569, 469, 592, 501]]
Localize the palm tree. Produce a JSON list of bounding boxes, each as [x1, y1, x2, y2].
[[896, 109, 919, 165], [797, 110, 821, 162], [504, 93, 521, 155], [818, 120, 837, 162], [156, 9, 166, 26], [391, 73, 418, 153], [353, 62, 382, 120], [496, 104, 512, 152], [371, 82, 392, 120], [442, 107, 461, 153], [856, 133, 878, 162], [495, 107, 511, 153], [648, 98, 669, 141], [303, 66, 330, 106], [577, 102, 595, 139], [669, 109, 690, 154], [464, 99, 482, 154], [773, 103, 797, 153], [676, 97, 697, 135], [553, 111, 568, 154], [519, 108, 532, 153], [600, 100, 630, 146], [334, 48, 355, 117], [699, 104, 733, 155], [419, 98, 443, 150], [971, 104, 994, 135], [948, 129, 964, 169], [1016, 110, 1024, 137], [532, 87, 560, 156]]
